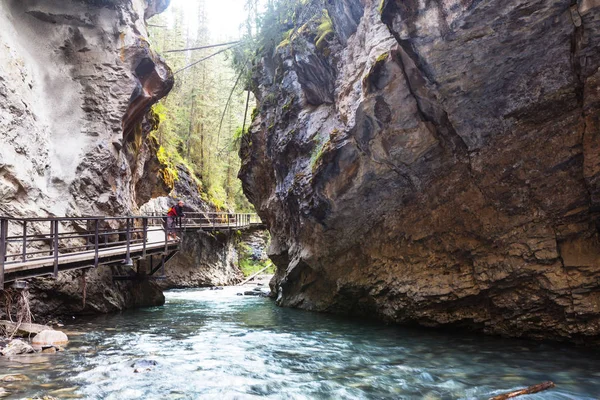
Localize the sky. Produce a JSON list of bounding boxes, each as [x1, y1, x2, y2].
[[164, 0, 249, 42]]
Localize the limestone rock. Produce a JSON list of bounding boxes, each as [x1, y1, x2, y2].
[[0, 374, 30, 382], [0, 0, 173, 317], [0, 339, 35, 356], [31, 330, 69, 347], [0, 321, 51, 337], [239, 0, 600, 344]]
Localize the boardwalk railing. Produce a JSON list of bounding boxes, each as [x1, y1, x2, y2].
[[0, 212, 263, 288]]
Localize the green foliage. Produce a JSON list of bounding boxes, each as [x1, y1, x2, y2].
[[233, 0, 332, 89], [147, 3, 256, 212], [277, 29, 294, 50], [310, 143, 325, 171], [237, 242, 274, 277], [315, 9, 334, 50], [239, 258, 274, 276], [157, 145, 179, 190]]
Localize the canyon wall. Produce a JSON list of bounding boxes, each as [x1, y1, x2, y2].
[[0, 0, 173, 314], [140, 168, 244, 289], [239, 0, 600, 344]]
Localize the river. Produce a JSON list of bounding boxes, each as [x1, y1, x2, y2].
[[0, 287, 599, 399]]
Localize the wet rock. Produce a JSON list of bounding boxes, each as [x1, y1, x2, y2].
[[27, 396, 59, 400], [0, 321, 51, 337], [240, 0, 600, 344], [31, 330, 68, 347], [148, 229, 243, 289], [131, 359, 157, 369], [0, 374, 30, 382], [41, 347, 56, 354], [0, 339, 35, 356], [132, 359, 157, 373]]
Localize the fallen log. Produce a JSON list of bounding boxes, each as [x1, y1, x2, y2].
[[237, 265, 271, 286], [489, 381, 555, 400]]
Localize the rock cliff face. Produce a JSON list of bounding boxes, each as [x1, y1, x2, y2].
[[140, 168, 244, 289], [0, 0, 173, 315], [158, 231, 243, 289], [240, 0, 600, 344], [0, 0, 172, 218]]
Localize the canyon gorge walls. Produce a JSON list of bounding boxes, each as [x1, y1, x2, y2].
[[239, 0, 600, 343]]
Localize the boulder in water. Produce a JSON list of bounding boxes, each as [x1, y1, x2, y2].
[[132, 359, 157, 372], [0, 374, 30, 382], [0, 340, 35, 356], [31, 330, 68, 347]]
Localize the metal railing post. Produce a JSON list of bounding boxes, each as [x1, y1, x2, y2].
[[94, 219, 99, 268], [0, 218, 7, 289], [22, 221, 27, 262], [125, 218, 132, 266], [164, 217, 169, 254], [142, 217, 147, 258], [53, 220, 59, 277]]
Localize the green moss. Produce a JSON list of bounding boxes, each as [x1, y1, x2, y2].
[[263, 92, 276, 106], [315, 9, 334, 51], [311, 146, 325, 171], [282, 99, 294, 112], [251, 107, 259, 122], [277, 29, 294, 50], [157, 145, 179, 190], [379, 0, 386, 14], [376, 52, 389, 63], [310, 137, 330, 172]]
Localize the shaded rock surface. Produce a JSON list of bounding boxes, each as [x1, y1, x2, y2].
[[239, 0, 600, 344], [28, 267, 165, 317], [154, 230, 243, 288]]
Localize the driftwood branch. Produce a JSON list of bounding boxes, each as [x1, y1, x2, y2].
[[489, 381, 556, 400], [238, 265, 271, 286]]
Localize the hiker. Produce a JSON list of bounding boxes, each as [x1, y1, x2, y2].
[[167, 200, 185, 240]]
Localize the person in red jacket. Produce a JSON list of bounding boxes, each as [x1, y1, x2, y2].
[[167, 200, 185, 240]]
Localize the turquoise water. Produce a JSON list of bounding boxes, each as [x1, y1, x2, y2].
[[1, 287, 599, 399]]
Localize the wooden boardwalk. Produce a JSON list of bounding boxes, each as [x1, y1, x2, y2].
[[0, 213, 263, 288]]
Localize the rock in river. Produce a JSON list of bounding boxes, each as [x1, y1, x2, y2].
[[31, 330, 68, 347], [0, 340, 35, 356]]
